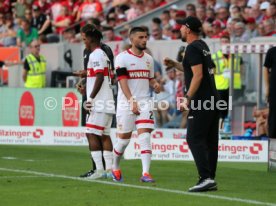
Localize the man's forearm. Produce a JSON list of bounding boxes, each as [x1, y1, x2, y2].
[[119, 79, 133, 101], [90, 74, 104, 99]]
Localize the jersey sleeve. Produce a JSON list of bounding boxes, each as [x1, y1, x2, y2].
[[115, 54, 129, 81], [90, 50, 107, 74], [149, 56, 154, 80]]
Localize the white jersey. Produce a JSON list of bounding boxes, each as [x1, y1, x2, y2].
[[115, 49, 154, 113], [86, 48, 115, 114]]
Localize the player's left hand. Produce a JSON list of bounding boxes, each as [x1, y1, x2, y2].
[[153, 82, 161, 94]]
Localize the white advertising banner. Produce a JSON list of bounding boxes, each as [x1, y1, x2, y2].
[[0, 127, 186, 145], [0, 126, 268, 162], [0, 126, 88, 145], [124, 138, 268, 162]]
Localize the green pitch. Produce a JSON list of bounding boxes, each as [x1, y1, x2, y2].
[[0, 145, 276, 206]]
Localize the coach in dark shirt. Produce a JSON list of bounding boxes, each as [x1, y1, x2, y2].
[[164, 16, 220, 192], [264, 46, 276, 139]]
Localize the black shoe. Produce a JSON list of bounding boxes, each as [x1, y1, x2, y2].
[[79, 170, 94, 178], [188, 178, 217, 192]]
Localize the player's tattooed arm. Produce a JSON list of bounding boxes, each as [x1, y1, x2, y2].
[[163, 57, 184, 72]]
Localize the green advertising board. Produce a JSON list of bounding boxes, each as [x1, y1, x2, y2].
[[0, 88, 82, 126]]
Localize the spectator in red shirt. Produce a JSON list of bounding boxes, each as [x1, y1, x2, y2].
[[211, 20, 223, 38], [33, 0, 51, 15], [76, 0, 103, 22], [197, 0, 207, 6], [52, 6, 73, 34], [0, 0, 10, 14], [62, 0, 82, 19], [50, 0, 64, 21], [104, 26, 123, 42], [154, 0, 166, 8]]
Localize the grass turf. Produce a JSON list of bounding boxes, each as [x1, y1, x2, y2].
[[0, 145, 275, 206]]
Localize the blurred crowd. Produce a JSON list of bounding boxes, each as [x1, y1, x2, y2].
[[0, 0, 275, 47], [0, 0, 171, 47], [146, 0, 276, 42]]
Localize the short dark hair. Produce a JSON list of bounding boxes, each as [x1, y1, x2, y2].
[[140, 25, 150, 36], [81, 24, 103, 42], [103, 26, 114, 32], [21, 18, 30, 25], [152, 17, 161, 25], [186, 3, 196, 11], [90, 18, 101, 28], [162, 10, 170, 15], [129, 27, 146, 36]]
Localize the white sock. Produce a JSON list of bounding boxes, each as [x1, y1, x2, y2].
[[91, 151, 104, 171], [113, 138, 130, 170], [103, 151, 113, 171], [139, 132, 152, 175]]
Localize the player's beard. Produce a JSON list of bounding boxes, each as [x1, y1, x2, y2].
[[136, 44, 146, 51]]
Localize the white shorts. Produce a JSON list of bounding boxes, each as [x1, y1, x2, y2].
[[86, 111, 113, 136], [116, 109, 155, 134]]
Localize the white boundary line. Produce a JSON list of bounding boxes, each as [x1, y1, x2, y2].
[[0, 176, 46, 179], [0, 167, 275, 206]]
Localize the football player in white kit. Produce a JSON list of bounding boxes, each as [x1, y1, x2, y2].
[[83, 25, 115, 179], [112, 27, 161, 182]]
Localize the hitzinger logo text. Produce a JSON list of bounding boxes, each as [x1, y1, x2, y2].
[[219, 143, 263, 155], [0, 129, 44, 139]]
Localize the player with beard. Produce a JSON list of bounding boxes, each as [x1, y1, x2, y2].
[[112, 27, 161, 182], [164, 16, 220, 192]]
